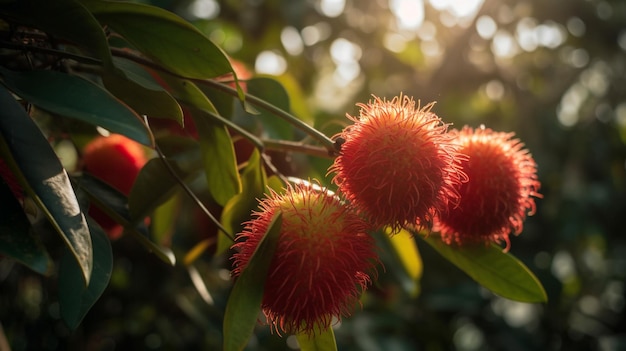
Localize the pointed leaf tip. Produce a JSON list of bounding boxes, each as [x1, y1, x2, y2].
[[422, 236, 547, 303]]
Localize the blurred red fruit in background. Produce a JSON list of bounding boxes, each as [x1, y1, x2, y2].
[[82, 134, 148, 239]]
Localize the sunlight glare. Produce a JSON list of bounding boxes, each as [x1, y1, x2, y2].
[[429, 0, 484, 18], [319, 0, 345, 18], [255, 51, 287, 75], [390, 0, 425, 30], [476, 15, 497, 39], [384, 32, 408, 53], [301, 22, 331, 46], [188, 0, 220, 19], [491, 30, 518, 58], [330, 38, 362, 85], [330, 38, 362, 64], [281, 26, 304, 56]]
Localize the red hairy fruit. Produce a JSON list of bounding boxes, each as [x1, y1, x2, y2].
[[82, 134, 148, 239], [231, 182, 378, 335], [329, 94, 466, 231], [434, 126, 542, 250]]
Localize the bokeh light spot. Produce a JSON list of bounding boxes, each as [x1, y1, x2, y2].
[[485, 80, 504, 100], [476, 15, 497, 39], [255, 51, 287, 75], [567, 17, 586, 37], [390, 0, 425, 30], [281, 26, 304, 56], [187, 0, 220, 19], [319, 0, 345, 18], [430, 0, 484, 19]]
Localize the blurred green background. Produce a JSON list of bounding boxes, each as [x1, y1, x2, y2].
[[2, 0, 626, 350]]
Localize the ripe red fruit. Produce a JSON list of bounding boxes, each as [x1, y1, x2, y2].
[[329, 94, 466, 231], [82, 134, 148, 239], [434, 126, 542, 250], [231, 182, 378, 335]]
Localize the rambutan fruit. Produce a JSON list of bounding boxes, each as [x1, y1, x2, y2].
[[434, 126, 541, 250], [329, 94, 466, 231], [231, 182, 378, 335]]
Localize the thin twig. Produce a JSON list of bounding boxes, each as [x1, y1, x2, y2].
[[154, 143, 235, 242], [263, 139, 334, 159], [203, 110, 264, 150], [198, 78, 337, 153], [260, 153, 290, 184], [109, 48, 338, 154], [1, 42, 339, 156], [0, 39, 102, 65]]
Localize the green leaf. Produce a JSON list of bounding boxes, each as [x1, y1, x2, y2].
[[240, 77, 293, 140], [0, 67, 153, 147], [103, 60, 183, 123], [142, 76, 243, 205], [83, 0, 232, 79], [58, 220, 112, 330], [0, 86, 92, 285], [78, 173, 176, 266], [198, 84, 235, 120], [150, 73, 213, 111], [128, 153, 203, 220], [273, 73, 314, 124], [191, 109, 242, 206], [78, 173, 131, 225], [296, 325, 338, 351], [151, 74, 258, 151], [267, 175, 285, 193], [112, 57, 165, 91], [0, 179, 52, 275], [223, 213, 282, 351], [421, 236, 548, 303], [154, 73, 236, 131], [151, 192, 181, 247], [382, 228, 422, 297], [0, 0, 112, 65], [218, 149, 267, 254]]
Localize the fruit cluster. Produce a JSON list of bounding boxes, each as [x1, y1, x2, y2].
[[78, 94, 541, 337], [231, 94, 542, 335]]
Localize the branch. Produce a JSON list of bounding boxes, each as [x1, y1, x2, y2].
[[263, 139, 334, 159], [110, 48, 339, 155], [198, 78, 338, 153], [0, 39, 102, 65]]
